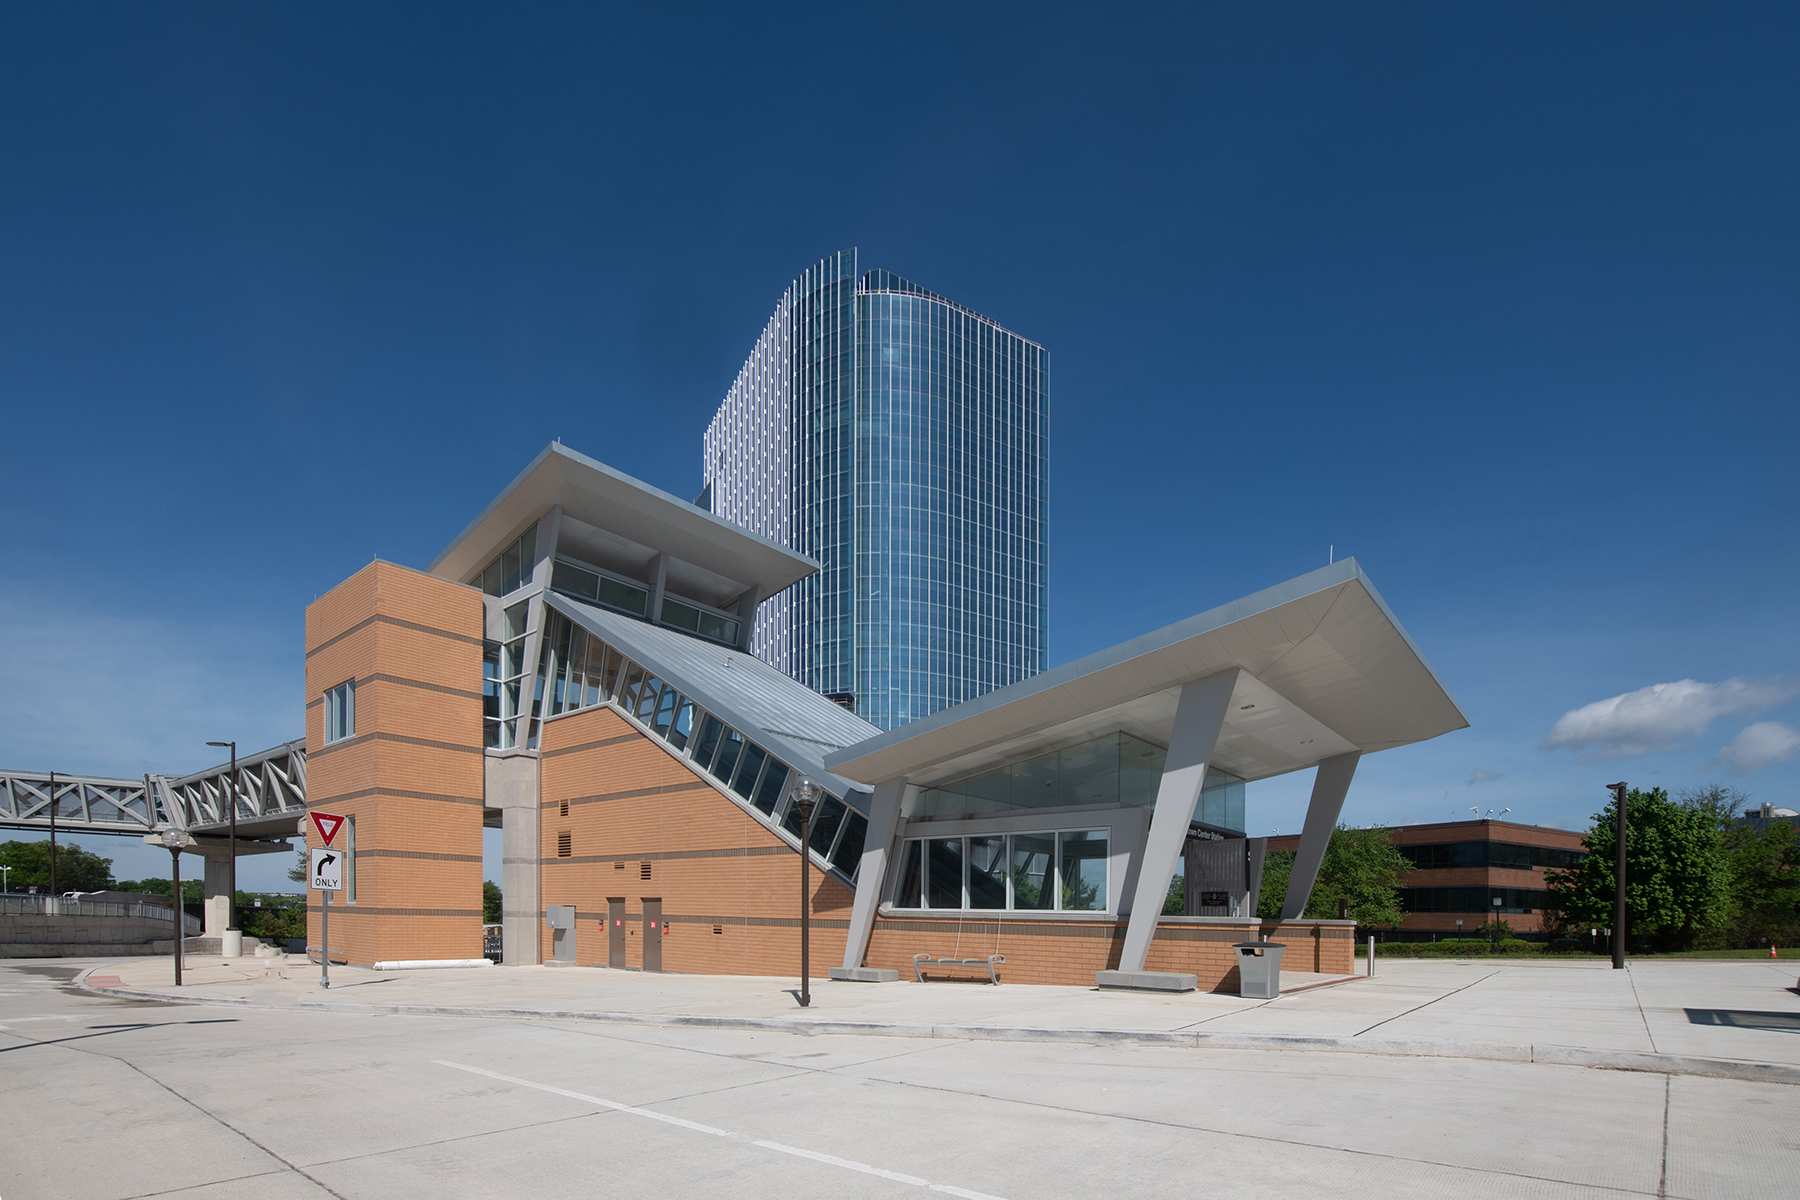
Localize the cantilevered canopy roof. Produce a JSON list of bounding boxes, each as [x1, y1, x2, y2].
[[822, 560, 1468, 790], [428, 443, 819, 606]]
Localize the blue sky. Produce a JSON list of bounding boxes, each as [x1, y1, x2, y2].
[[2, 4, 1796, 890]]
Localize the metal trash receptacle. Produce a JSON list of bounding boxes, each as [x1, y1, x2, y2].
[[1234, 941, 1286, 999]]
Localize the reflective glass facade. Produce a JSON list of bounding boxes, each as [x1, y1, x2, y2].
[[705, 250, 1048, 730], [913, 730, 1247, 835]]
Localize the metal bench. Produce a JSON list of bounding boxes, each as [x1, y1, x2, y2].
[[912, 952, 1004, 984]]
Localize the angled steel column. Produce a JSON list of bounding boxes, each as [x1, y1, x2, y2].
[[840, 780, 911, 969], [1279, 751, 1362, 920], [1119, 670, 1239, 973]]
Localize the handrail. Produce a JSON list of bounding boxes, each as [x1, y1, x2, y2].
[[0, 894, 203, 934]]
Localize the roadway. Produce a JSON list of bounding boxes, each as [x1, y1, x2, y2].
[[2, 958, 1793, 1199]]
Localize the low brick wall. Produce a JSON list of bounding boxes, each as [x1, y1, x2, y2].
[[863, 912, 1355, 989]]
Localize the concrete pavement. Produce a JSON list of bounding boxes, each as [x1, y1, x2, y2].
[[79, 951, 1800, 1082], [4, 957, 1798, 1199]]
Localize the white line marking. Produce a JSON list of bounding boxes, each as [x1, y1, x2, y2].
[[434, 1059, 1006, 1200]]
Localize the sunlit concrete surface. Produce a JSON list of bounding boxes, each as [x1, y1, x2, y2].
[[81, 953, 1800, 1069], [5, 958, 1796, 1199]]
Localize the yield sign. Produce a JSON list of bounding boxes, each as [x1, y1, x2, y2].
[[309, 811, 346, 847]]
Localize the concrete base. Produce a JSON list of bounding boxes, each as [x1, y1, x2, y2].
[[1095, 969, 1198, 992], [829, 966, 899, 982], [220, 930, 244, 957]]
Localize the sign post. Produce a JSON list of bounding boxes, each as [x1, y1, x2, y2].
[[308, 812, 346, 990]]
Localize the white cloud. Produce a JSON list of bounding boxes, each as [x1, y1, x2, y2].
[[1541, 677, 1798, 760], [1707, 722, 1800, 776], [1467, 769, 1502, 784]]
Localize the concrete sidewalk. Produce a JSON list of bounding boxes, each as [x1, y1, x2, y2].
[[82, 953, 1800, 1084]]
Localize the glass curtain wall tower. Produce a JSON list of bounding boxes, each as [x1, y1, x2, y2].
[[704, 249, 1048, 730]]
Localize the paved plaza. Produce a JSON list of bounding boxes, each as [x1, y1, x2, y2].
[[2, 956, 1796, 1198]]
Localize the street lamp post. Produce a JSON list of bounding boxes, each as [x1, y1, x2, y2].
[[149, 830, 196, 986], [1607, 782, 1628, 970], [47, 769, 57, 905], [206, 741, 238, 933], [1, 864, 10, 893], [791, 777, 820, 1008]]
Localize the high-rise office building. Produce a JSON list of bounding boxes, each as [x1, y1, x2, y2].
[[703, 249, 1048, 730]]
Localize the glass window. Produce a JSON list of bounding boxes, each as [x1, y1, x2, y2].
[[711, 728, 745, 784], [482, 529, 538, 597], [551, 560, 600, 602], [1058, 830, 1108, 912], [324, 680, 355, 744], [894, 839, 923, 908], [661, 598, 701, 633], [831, 811, 866, 875], [589, 645, 619, 705], [752, 760, 787, 815], [809, 797, 846, 856], [967, 835, 1006, 909], [652, 686, 680, 736], [596, 575, 648, 616], [618, 665, 647, 713], [668, 700, 695, 750], [693, 715, 724, 770], [1008, 833, 1055, 910], [634, 676, 663, 723], [927, 838, 964, 909], [343, 815, 357, 905], [730, 743, 767, 800]]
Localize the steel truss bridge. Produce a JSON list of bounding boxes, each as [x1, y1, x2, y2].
[[0, 739, 308, 844]]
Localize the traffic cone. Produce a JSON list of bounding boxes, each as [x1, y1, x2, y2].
[[1771, 945, 1779, 958]]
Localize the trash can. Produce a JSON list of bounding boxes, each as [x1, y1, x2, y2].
[[1234, 941, 1286, 999]]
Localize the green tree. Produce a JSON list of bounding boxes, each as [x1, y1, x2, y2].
[[1256, 825, 1408, 927], [483, 880, 503, 924], [113, 878, 204, 904], [0, 839, 114, 892], [1547, 786, 1730, 951]]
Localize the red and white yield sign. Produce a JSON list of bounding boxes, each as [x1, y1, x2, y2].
[[309, 811, 346, 847]]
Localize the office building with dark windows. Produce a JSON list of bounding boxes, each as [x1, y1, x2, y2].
[[702, 249, 1049, 731], [1265, 819, 1587, 940]]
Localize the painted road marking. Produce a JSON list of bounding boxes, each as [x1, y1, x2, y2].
[[435, 1059, 1006, 1200]]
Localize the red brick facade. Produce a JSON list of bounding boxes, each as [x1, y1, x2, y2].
[[537, 705, 854, 974], [303, 561, 486, 966]]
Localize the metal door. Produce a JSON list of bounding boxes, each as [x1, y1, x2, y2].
[[641, 898, 662, 972], [607, 898, 627, 968], [547, 905, 576, 963]]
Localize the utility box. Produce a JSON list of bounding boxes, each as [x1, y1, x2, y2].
[[546, 905, 576, 964], [1234, 941, 1285, 999]]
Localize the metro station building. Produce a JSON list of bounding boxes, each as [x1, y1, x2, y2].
[[304, 442, 1467, 988]]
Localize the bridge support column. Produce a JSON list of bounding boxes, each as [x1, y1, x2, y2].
[[202, 854, 232, 936]]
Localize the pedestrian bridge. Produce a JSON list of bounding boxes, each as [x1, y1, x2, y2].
[[0, 738, 307, 842]]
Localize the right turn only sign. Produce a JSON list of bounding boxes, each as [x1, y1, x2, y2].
[[310, 847, 344, 892]]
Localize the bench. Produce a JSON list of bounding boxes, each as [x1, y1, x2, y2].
[[912, 952, 1004, 984]]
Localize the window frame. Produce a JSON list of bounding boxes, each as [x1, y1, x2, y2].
[[323, 680, 356, 745]]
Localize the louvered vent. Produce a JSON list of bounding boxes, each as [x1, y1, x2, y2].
[[557, 832, 572, 858], [639, 861, 653, 880]]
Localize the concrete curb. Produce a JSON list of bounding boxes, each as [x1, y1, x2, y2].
[[73, 970, 1800, 1086]]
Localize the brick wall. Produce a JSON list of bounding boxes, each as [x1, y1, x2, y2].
[[537, 706, 853, 975], [303, 561, 486, 966], [863, 914, 1353, 989]]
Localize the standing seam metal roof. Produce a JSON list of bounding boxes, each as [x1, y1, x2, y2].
[[543, 592, 879, 802]]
